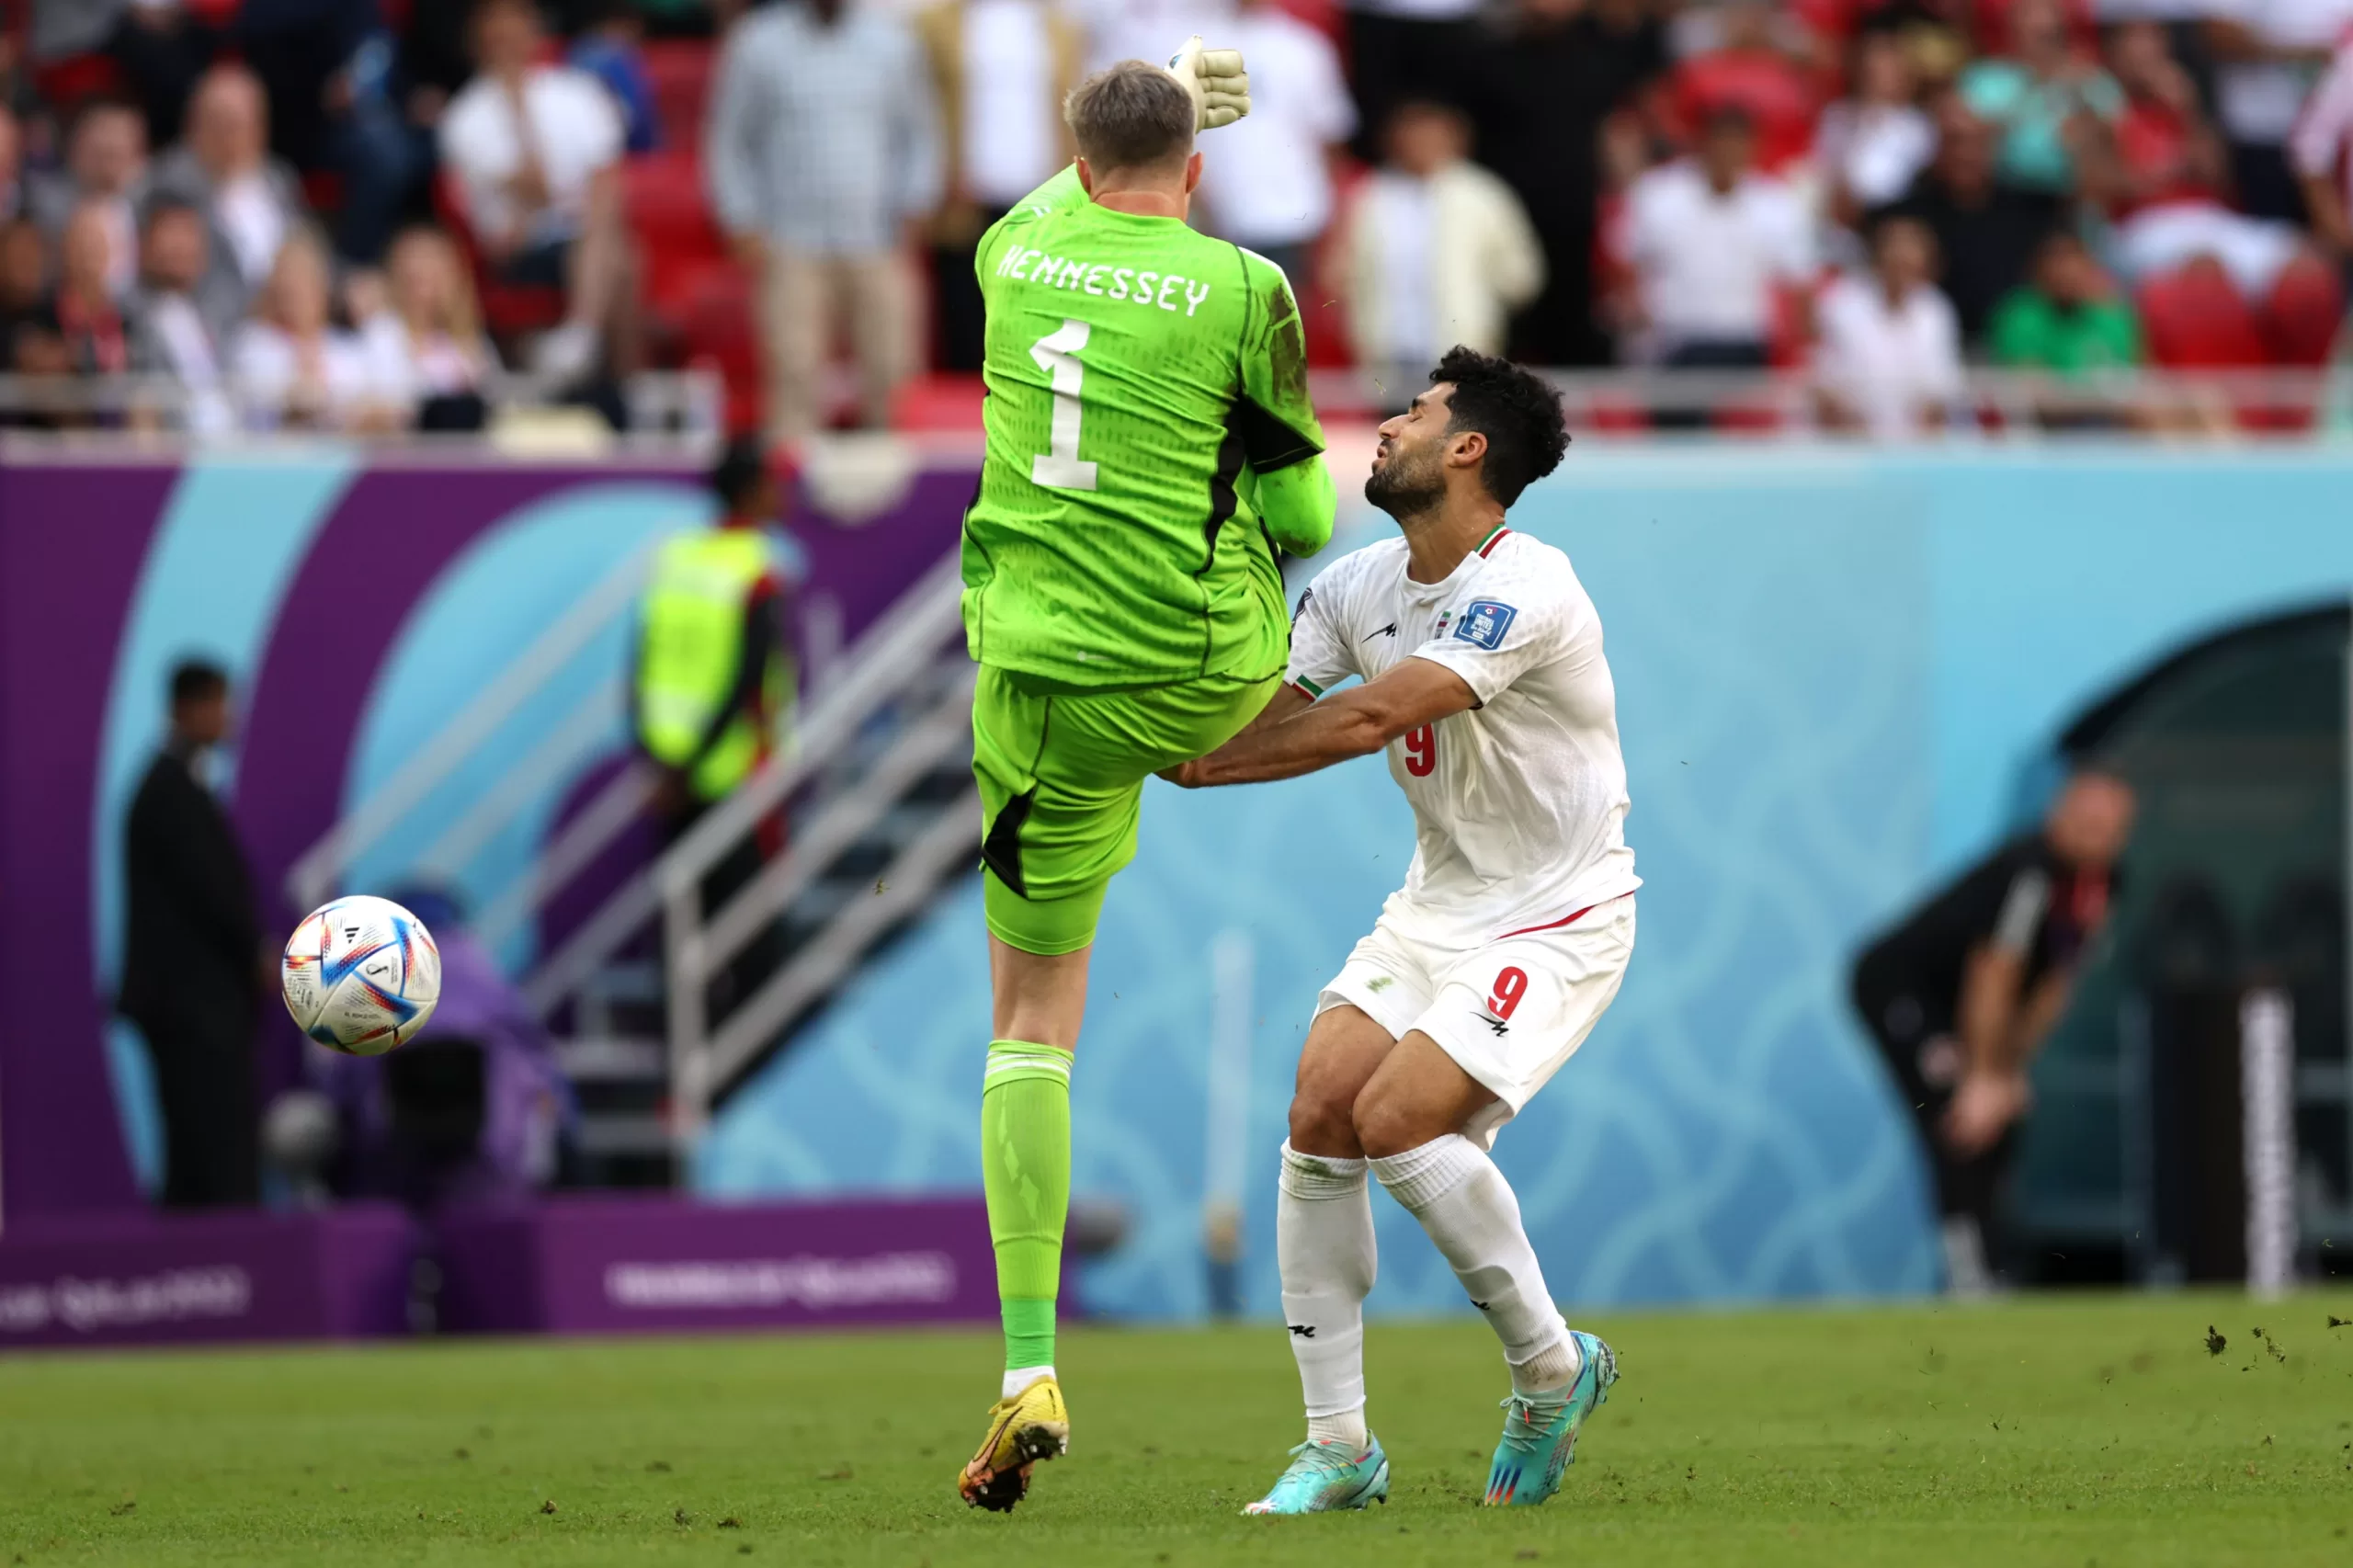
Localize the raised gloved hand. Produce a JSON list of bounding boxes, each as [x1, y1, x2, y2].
[[1165, 35, 1250, 131]]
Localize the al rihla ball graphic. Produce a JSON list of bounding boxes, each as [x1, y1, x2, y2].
[[281, 894, 442, 1056]]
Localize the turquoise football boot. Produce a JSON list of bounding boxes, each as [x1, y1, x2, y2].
[[1242, 1435, 1391, 1515], [1483, 1330, 1618, 1506]]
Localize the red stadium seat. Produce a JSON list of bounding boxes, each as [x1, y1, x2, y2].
[[642, 40, 717, 151], [1668, 53, 1822, 172], [2137, 258, 2265, 369], [622, 151, 726, 321], [2259, 254, 2346, 368], [30, 52, 127, 111], [892, 374, 986, 433], [675, 262, 762, 434]]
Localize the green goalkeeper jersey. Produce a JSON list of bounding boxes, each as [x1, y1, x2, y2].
[[961, 165, 1327, 689]]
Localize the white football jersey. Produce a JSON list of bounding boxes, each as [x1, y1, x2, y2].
[[1286, 525, 1640, 945]]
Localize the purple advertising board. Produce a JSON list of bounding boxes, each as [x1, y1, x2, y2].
[[0, 447, 973, 1228], [435, 1196, 996, 1335], [0, 1205, 416, 1348]]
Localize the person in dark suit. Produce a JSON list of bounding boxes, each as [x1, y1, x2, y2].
[[1851, 771, 2136, 1292], [119, 659, 266, 1208]]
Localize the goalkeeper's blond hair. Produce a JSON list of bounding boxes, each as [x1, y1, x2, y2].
[[1064, 62, 1195, 176]]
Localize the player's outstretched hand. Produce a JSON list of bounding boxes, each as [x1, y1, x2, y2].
[[1165, 36, 1249, 131]]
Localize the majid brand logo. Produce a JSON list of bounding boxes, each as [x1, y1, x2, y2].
[[604, 1253, 957, 1312], [0, 1267, 253, 1334]]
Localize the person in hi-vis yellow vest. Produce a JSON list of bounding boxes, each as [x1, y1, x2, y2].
[[631, 438, 796, 982]]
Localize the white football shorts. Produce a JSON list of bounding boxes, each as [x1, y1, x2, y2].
[[1313, 893, 1636, 1149]]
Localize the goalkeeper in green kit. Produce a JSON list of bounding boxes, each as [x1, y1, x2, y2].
[[956, 40, 1336, 1511]]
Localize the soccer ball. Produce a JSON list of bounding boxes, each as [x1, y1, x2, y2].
[[281, 895, 443, 1056]]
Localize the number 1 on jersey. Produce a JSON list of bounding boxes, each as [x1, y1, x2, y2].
[[1030, 319, 1097, 492]]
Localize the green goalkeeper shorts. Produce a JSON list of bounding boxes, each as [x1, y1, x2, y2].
[[972, 665, 1279, 956]]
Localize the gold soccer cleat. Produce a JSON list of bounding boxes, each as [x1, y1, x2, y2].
[[957, 1374, 1070, 1513]]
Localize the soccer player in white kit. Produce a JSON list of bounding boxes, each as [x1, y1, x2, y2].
[[1164, 347, 1637, 1514]]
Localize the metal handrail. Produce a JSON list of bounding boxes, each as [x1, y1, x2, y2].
[[519, 550, 968, 1021], [285, 540, 658, 914], [1304, 365, 2353, 432], [695, 789, 984, 1117], [0, 369, 722, 433]]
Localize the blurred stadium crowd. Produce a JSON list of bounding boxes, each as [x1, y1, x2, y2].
[[1, 0, 2350, 437]]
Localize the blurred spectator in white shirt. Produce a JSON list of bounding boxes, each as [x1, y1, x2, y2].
[[1817, 30, 1936, 229], [2289, 29, 2353, 258], [31, 100, 147, 300], [1202, 0, 1357, 292], [1619, 108, 1814, 368], [440, 0, 638, 386], [708, 0, 942, 442], [1814, 212, 1964, 438], [361, 224, 502, 431], [2203, 0, 2353, 221], [128, 198, 234, 435], [152, 64, 307, 324], [1340, 101, 1544, 402], [914, 0, 1080, 371], [1071, 0, 1228, 73], [229, 228, 403, 431]]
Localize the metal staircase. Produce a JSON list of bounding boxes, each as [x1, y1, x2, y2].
[[290, 547, 980, 1186]]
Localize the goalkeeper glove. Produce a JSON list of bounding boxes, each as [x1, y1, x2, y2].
[[1165, 36, 1250, 131]]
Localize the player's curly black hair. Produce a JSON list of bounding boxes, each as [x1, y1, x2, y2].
[[1430, 347, 1570, 508]]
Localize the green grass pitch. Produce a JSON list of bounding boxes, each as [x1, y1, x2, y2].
[[3, 1290, 2349, 1566]]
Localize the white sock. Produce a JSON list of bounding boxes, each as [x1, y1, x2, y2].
[[1307, 1409, 1370, 1449], [1277, 1141, 1377, 1440], [1370, 1134, 1578, 1394], [1002, 1364, 1054, 1400]]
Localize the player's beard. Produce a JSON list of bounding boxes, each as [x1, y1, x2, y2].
[[1363, 441, 1445, 522]]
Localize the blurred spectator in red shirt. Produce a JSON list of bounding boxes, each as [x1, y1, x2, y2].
[[1878, 98, 2065, 341], [2107, 18, 2313, 300], [440, 0, 639, 388], [153, 64, 308, 324], [30, 100, 147, 300], [1619, 107, 1813, 368], [1668, 0, 1823, 174], [2289, 29, 2353, 258], [1817, 28, 1937, 228], [1470, 0, 1669, 368]]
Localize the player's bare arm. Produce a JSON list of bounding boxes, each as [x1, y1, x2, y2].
[[1166, 657, 1479, 787]]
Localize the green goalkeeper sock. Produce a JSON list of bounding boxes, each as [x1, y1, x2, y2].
[[981, 1040, 1074, 1373]]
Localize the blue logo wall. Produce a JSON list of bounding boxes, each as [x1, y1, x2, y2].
[[699, 448, 2353, 1322]]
